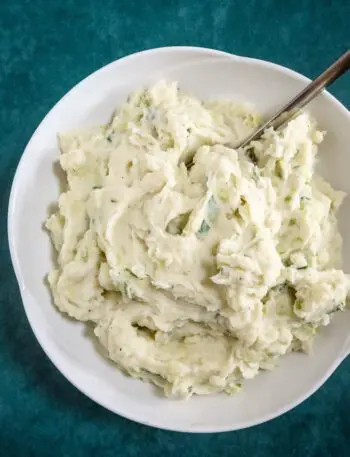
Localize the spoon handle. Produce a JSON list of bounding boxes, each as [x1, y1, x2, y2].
[[239, 50, 350, 148]]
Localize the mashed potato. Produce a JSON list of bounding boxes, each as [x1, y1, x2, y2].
[[46, 81, 349, 398]]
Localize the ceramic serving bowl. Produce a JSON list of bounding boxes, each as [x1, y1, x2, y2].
[[8, 47, 350, 432]]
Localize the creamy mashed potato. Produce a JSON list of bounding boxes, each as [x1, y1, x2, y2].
[[46, 81, 349, 398]]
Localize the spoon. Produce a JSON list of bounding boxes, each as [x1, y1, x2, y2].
[[238, 49, 350, 149]]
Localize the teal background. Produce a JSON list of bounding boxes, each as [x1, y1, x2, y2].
[[1, 0, 349, 455]]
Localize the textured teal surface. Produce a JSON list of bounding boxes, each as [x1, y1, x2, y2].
[[1, 0, 350, 455]]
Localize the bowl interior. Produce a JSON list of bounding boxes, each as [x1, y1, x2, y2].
[[8, 47, 350, 432]]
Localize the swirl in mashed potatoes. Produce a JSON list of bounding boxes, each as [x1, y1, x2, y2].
[[46, 81, 349, 398]]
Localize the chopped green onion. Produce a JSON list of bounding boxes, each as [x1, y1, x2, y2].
[[207, 196, 219, 223], [198, 220, 210, 236], [253, 167, 260, 182]]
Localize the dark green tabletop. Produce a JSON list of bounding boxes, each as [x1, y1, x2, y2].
[[1, 0, 349, 455]]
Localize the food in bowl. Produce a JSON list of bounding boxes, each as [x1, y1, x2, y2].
[[45, 81, 349, 398]]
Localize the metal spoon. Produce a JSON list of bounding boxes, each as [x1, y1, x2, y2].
[[238, 50, 350, 149]]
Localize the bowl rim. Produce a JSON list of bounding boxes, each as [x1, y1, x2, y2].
[[7, 46, 350, 433]]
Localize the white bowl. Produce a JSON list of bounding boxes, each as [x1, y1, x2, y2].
[[8, 47, 350, 433]]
